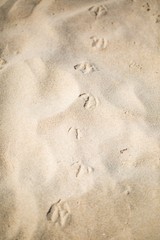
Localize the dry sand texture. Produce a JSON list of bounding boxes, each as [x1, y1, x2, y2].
[[0, 0, 160, 239]]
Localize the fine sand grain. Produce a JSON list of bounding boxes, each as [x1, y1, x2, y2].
[[0, 0, 160, 239]]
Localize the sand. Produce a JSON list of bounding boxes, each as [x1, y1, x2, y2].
[[0, 0, 160, 239]]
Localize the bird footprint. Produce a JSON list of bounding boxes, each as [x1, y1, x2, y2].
[[79, 93, 98, 110], [74, 62, 97, 74], [88, 5, 107, 18], [90, 36, 107, 50], [47, 200, 71, 228]]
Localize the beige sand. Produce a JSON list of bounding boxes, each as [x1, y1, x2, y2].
[[0, 0, 160, 239]]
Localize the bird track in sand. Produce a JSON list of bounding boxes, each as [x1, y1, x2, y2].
[[76, 164, 94, 177], [68, 127, 82, 140], [46, 200, 71, 228], [88, 4, 108, 18], [71, 161, 94, 178], [90, 36, 107, 50], [79, 93, 98, 110], [74, 62, 97, 74], [129, 61, 142, 70]]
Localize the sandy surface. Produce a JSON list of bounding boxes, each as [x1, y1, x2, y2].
[[0, 0, 160, 239]]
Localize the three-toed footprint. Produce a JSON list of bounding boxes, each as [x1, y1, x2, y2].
[[88, 5, 108, 18], [74, 62, 97, 74], [90, 36, 107, 50], [79, 93, 98, 110], [47, 200, 71, 228]]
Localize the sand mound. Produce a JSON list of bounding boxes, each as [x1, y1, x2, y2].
[[0, 0, 160, 239]]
